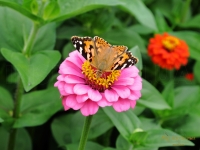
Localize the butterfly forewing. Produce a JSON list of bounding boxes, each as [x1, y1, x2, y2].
[[71, 36, 95, 62]]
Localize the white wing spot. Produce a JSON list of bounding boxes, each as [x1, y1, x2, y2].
[[79, 41, 82, 44], [74, 44, 76, 48], [79, 47, 83, 54], [121, 63, 127, 69]]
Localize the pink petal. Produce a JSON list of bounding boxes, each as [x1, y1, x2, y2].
[[80, 100, 99, 116], [114, 78, 134, 86], [135, 76, 142, 82], [128, 80, 142, 91], [97, 94, 113, 107], [64, 75, 85, 84], [62, 98, 70, 110], [104, 89, 119, 102], [112, 85, 130, 98], [73, 84, 90, 95], [54, 81, 59, 87], [56, 81, 68, 95], [134, 90, 142, 98], [57, 75, 65, 81], [113, 99, 130, 112], [128, 91, 141, 100], [120, 66, 139, 78], [130, 100, 136, 108], [76, 94, 88, 103], [64, 84, 75, 94], [88, 89, 102, 101], [65, 95, 84, 110], [60, 61, 84, 78], [67, 51, 85, 69]]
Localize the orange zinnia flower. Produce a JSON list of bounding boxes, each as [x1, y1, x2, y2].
[[185, 73, 194, 81], [148, 33, 189, 70]]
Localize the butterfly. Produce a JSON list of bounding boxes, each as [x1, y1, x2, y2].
[[71, 36, 138, 77]]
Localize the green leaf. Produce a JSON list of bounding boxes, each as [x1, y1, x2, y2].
[[0, 118, 3, 123], [13, 87, 62, 127], [162, 80, 174, 107], [70, 110, 113, 142], [51, 109, 113, 145], [0, 86, 13, 125], [101, 27, 146, 53], [7, 72, 18, 83], [116, 135, 132, 150], [130, 129, 194, 148], [131, 24, 154, 35], [103, 107, 141, 139], [194, 61, 200, 83], [57, 26, 90, 40], [180, 14, 200, 28], [51, 114, 73, 145], [129, 46, 143, 71], [132, 105, 145, 116], [161, 86, 200, 137], [0, 0, 43, 23], [62, 43, 74, 59], [139, 117, 161, 131], [0, 7, 56, 52], [1, 49, 61, 91], [0, 86, 14, 110], [65, 141, 104, 150], [103, 148, 117, 150], [43, 1, 60, 20], [30, 0, 39, 15], [89, 109, 114, 139], [170, 31, 200, 61], [173, 86, 200, 115], [0, 127, 32, 150], [138, 79, 171, 110], [154, 80, 174, 118], [32, 23, 57, 52], [163, 114, 200, 137], [54, 0, 157, 31], [120, 0, 157, 31], [155, 9, 170, 32]]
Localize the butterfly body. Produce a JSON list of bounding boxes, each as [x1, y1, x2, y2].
[[71, 36, 138, 77]]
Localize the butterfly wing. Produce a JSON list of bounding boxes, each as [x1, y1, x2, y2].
[[71, 36, 138, 71], [71, 36, 95, 62], [112, 50, 138, 70]]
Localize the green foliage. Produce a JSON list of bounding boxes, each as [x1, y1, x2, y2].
[[0, 0, 199, 149], [0, 127, 32, 150], [1, 49, 61, 91]]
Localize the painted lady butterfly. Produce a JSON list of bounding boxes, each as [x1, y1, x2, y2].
[[71, 36, 138, 73]]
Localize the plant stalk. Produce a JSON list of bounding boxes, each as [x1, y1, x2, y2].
[[22, 22, 40, 56], [7, 78, 24, 150], [78, 115, 93, 150]]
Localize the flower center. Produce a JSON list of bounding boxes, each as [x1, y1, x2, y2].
[[162, 36, 180, 51], [82, 61, 120, 92]]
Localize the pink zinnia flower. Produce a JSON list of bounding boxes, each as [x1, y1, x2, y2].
[[54, 50, 142, 116]]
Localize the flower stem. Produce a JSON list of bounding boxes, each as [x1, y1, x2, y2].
[[22, 22, 40, 56], [78, 115, 93, 150], [7, 77, 24, 150]]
